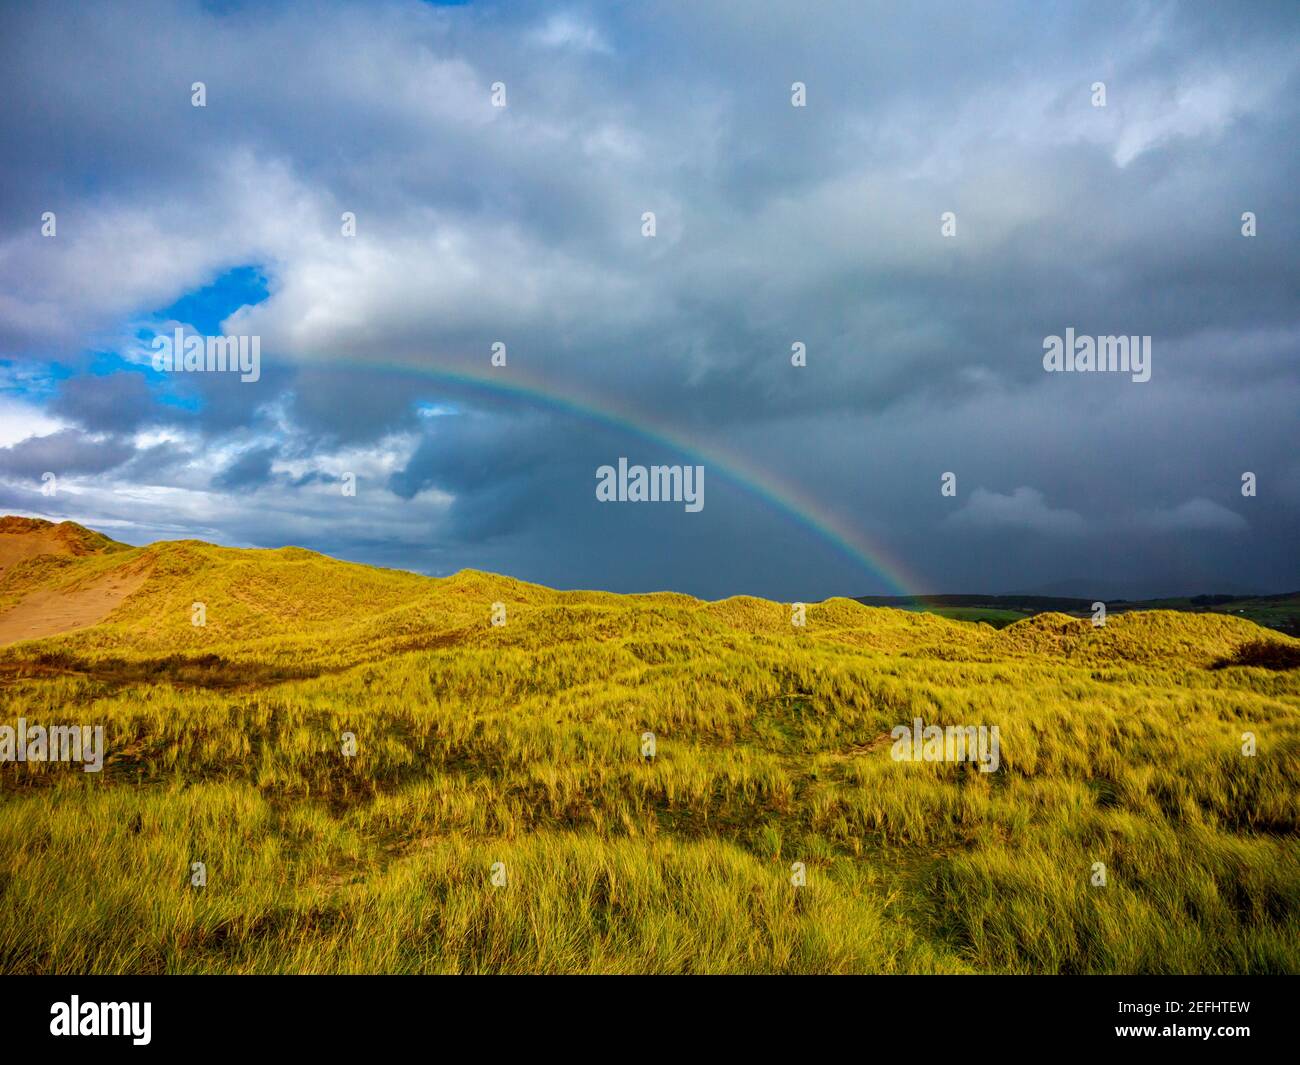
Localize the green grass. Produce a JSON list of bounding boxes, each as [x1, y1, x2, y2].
[[0, 532, 1297, 974], [909, 606, 1029, 627]]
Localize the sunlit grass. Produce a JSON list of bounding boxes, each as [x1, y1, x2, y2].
[[0, 538, 1297, 973]]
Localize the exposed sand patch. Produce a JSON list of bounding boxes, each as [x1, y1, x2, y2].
[[0, 528, 80, 573], [0, 566, 150, 646]]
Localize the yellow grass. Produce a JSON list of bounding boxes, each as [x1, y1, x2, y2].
[[0, 530, 1297, 973]]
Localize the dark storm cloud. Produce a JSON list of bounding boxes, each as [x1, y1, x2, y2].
[[0, 429, 135, 478], [213, 445, 278, 491], [390, 410, 590, 541], [288, 367, 423, 446], [0, 1, 1295, 596], [50, 372, 156, 433]]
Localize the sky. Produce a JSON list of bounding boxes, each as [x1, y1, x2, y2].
[[0, 0, 1297, 601]]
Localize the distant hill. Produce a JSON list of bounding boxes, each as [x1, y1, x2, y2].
[[1010, 578, 1136, 601], [856, 591, 1300, 637]]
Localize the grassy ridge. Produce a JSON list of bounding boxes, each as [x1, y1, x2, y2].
[[0, 535, 1297, 973], [859, 591, 1300, 636]]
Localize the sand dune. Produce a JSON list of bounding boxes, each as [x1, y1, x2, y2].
[[0, 517, 140, 645], [0, 567, 150, 646]]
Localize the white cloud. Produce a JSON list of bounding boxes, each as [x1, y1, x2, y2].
[[948, 487, 1087, 536], [1134, 498, 1248, 533], [531, 13, 612, 54], [0, 397, 64, 447]]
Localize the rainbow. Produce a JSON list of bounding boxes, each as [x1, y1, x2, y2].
[[328, 357, 925, 597]]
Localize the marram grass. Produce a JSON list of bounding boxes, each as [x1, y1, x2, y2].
[[0, 535, 1297, 973]]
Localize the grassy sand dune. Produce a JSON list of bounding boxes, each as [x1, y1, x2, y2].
[[0, 523, 1297, 973]]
